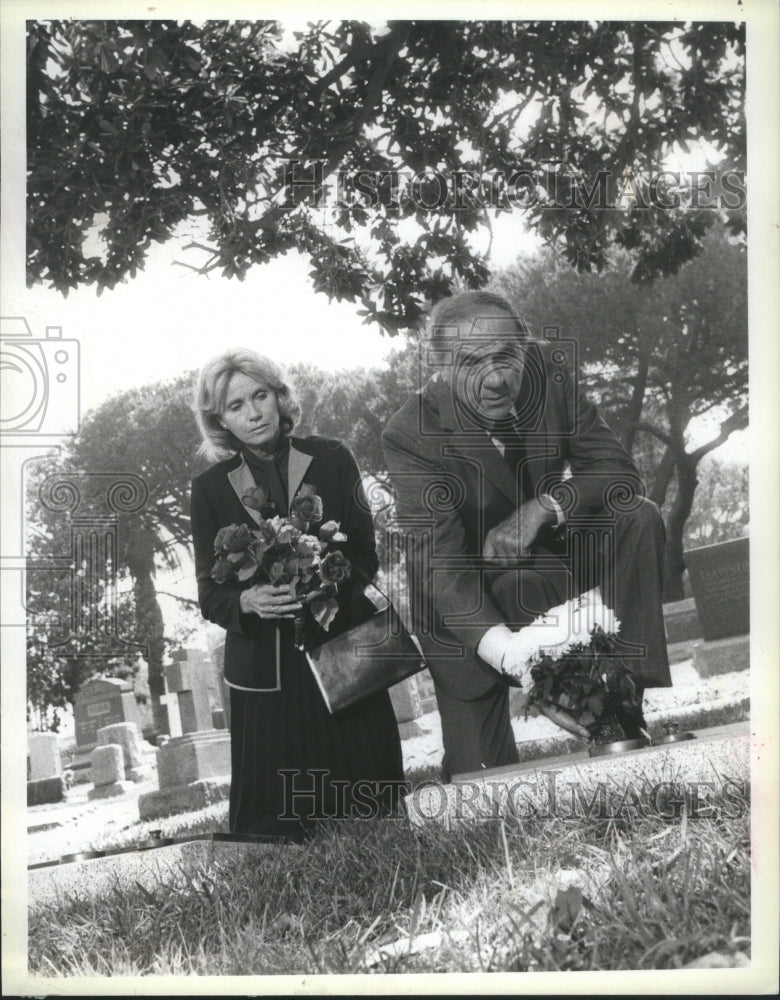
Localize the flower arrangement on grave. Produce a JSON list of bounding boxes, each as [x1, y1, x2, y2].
[[498, 589, 646, 744], [210, 485, 350, 650]]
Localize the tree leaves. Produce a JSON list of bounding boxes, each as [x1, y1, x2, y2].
[[27, 20, 744, 326]]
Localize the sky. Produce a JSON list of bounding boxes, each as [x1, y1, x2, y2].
[[7, 211, 543, 416]]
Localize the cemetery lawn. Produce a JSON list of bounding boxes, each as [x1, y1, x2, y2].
[[28, 775, 750, 975]]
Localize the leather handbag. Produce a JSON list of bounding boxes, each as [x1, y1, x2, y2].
[[305, 584, 425, 714]]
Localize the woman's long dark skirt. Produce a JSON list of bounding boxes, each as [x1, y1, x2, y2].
[[228, 637, 405, 838]]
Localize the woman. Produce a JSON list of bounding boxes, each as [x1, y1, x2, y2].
[[191, 349, 404, 838]]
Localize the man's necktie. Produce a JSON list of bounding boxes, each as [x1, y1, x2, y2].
[[489, 420, 533, 501]]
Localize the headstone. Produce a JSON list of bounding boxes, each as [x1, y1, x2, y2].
[[388, 675, 429, 738], [96, 722, 150, 782], [684, 537, 749, 641], [159, 689, 183, 738], [28, 733, 62, 781], [389, 675, 422, 724], [138, 647, 231, 821], [27, 777, 67, 805], [415, 668, 438, 714], [662, 597, 703, 645], [166, 650, 213, 734], [155, 731, 232, 789], [88, 743, 131, 799], [204, 625, 231, 729], [74, 677, 140, 750], [138, 732, 231, 821], [131, 657, 156, 739], [685, 537, 750, 679]]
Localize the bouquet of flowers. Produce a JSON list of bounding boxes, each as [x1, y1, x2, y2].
[[210, 486, 351, 650], [499, 589, 645, 744]]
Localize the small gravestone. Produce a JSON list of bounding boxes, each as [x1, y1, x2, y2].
[[96, 722, 150, 782], [685, 537, 750, 677], [389, 675, 428, 738], [685, 537, 749, 640], [88, 743, 131, 799], [415, 668, 438, 714], [27, 776, 67, 806], [204, 625, 231, 729], [663, 598, 703, 645], [27, 733, 67, 805], [74, 677, 140, 750], [662, 597, 704, 664], [28, 733, 62, 781]]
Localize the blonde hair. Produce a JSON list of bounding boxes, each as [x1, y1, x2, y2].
[[193, 349, 300, 460]]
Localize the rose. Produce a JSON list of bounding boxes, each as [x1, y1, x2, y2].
[[318, 520, 347, 543], [214, 523, 253, 554], [266, 515, 300, 546], [254, 520, 277, 548], [320, 550, 351, 584], [242, 485, 269, 512], [296, 534, 322, 559], [290, 492, 324, 526], [211, 557, 235, 583]]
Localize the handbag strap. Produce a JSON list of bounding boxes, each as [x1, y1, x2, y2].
[[362, 581, 390, 613]]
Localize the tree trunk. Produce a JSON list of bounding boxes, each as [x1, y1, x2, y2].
[[620, 348, 649, 454], [663, 455, 699, 601], [649, 447, 676, 507], [131, 567, 169, 738]]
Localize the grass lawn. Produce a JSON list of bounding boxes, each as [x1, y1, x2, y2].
[[28, 770, 750, 976]]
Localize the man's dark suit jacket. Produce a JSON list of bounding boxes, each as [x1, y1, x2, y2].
[[190, 436, 378, 691], [382, 339, 644, 702]]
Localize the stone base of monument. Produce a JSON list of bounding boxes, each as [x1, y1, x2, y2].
[[692, 634, 750, 678], [404, 721, 749, 826], [137, 726, 231, 821], [156, 730, 231, 787], [28, 837, 301, 911], [138, 775, 232, 821], [666, 638, 700, 664], [88, 780, 132, 800], [27, 776, 67, 806]]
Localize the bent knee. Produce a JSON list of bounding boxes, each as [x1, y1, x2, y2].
[[616, 496, 664, 534]]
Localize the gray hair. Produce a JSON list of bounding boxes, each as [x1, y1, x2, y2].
[[193, 349, 300, 460], [427, 290, 529, 341]]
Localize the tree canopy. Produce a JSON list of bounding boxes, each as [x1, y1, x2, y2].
[[27, 19, 744, 329]]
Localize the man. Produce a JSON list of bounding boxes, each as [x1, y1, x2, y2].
[[382, 290, 672, 779]]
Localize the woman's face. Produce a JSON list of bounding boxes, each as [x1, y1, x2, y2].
[[219, 371, 281, 451]]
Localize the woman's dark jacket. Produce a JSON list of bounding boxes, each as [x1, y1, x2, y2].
[[190, 436, 378, 690]]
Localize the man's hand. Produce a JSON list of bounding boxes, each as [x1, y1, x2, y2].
[[477, 625, 534, 686], [536, 703, 592, 740], [483, 498, 556, 561], [477, 627, 591, 740]]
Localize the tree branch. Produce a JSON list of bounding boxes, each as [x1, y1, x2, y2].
[[690, 406, 749, 463], [156, 591, 201, 608], [634, 422, 675, 450]]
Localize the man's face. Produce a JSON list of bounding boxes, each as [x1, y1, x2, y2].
[[447, 309, 525, 424]]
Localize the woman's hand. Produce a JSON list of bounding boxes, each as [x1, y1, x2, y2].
[[240, 583, 302, 620]]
